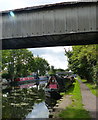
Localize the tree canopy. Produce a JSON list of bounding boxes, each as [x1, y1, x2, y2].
[[65, 45, 97, 84], [2, 49, 50, 80], [34, 57, 50, 75]]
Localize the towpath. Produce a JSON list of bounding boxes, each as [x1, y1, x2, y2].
[[79, 80, 97, 119], [52, 80, 97, 119]]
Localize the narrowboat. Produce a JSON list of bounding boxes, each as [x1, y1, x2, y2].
[[10, 75, 38, 86], [45, 75, 74, 98], [10, 75, 49, 86], [45, 75, 63, 99]]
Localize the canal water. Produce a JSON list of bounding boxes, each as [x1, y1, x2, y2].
[[2, 82, 60, 119]]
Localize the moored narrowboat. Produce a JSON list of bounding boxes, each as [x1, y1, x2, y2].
[[10, 75, 37, 86], [45, 75, 62, 99], [45, 74, 75, 98]]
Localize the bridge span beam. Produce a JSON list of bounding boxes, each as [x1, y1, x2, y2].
[[0, 2, 98, 49]]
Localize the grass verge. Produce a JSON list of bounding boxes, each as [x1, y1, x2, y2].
[[81, 79, 98, 97], [59, 80, 91, 119]]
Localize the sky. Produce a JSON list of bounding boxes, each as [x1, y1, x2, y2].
[[28, 46, 72, 69], [0, 0, 73, 69], [0, 0, 78, 11]]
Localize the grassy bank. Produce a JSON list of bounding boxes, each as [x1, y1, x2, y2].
[[81, 79, 98, 97], [59, 80, 91, 119]]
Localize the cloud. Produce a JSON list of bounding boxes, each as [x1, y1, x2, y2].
[[40, 54, 68, 69], [29, 46, 72, 55], [28, 46, 72, 70], [0, 0, 27, 11], [23, 0, 78, 6]]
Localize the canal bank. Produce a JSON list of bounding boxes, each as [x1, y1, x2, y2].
[[49, 80, 92, 119], [49, 94, 72, 118], [48, 84, 74, 118]]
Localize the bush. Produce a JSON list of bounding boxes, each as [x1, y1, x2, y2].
[[2, 73, 11, 80]]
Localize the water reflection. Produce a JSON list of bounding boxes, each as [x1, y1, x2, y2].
[[17, 83, 36, 89], [2, 82, 61, 119], [26, 102, 49, 118], [2, 84, 45, 119], [2, 82, 60, 119]]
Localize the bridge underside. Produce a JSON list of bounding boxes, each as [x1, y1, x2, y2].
[[1, 1, 98, 49], [2, 32, 97, 49]]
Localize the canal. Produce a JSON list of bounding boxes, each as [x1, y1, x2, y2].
[[2, 82, 60, 119]]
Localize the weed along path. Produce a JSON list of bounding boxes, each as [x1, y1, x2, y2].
[[79, 80, 97, 119]]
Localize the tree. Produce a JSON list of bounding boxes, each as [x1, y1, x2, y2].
[[2, 49, 35, 81], [2, 49, 51, 80], [48, 65, 56, 75], [65, 45, 97, 83], [34, 57, 50, 75], [55, 68, 65, 72]]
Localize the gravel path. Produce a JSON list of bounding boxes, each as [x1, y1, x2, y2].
[[79, 80, 97, 119]]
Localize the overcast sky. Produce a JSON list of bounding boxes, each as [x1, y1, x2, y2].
[[0, 0, 73, 69], [0, 0, 78, 11], [28, 46, 72, 69]]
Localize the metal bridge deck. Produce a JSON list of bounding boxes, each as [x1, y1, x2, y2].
[[0, 1, 98, 49]]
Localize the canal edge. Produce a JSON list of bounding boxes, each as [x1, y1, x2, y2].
[[49, 94, 72, 118]]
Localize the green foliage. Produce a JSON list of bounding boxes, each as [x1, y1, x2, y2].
[[2, 73, 11, 80], [48, 65, 56, 75], [55, 68, 65, 72], [2, 49, 50, 80], [65, 45, 97, 83], [34, 57, 50, 75], [2, 49, 35, 80]]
